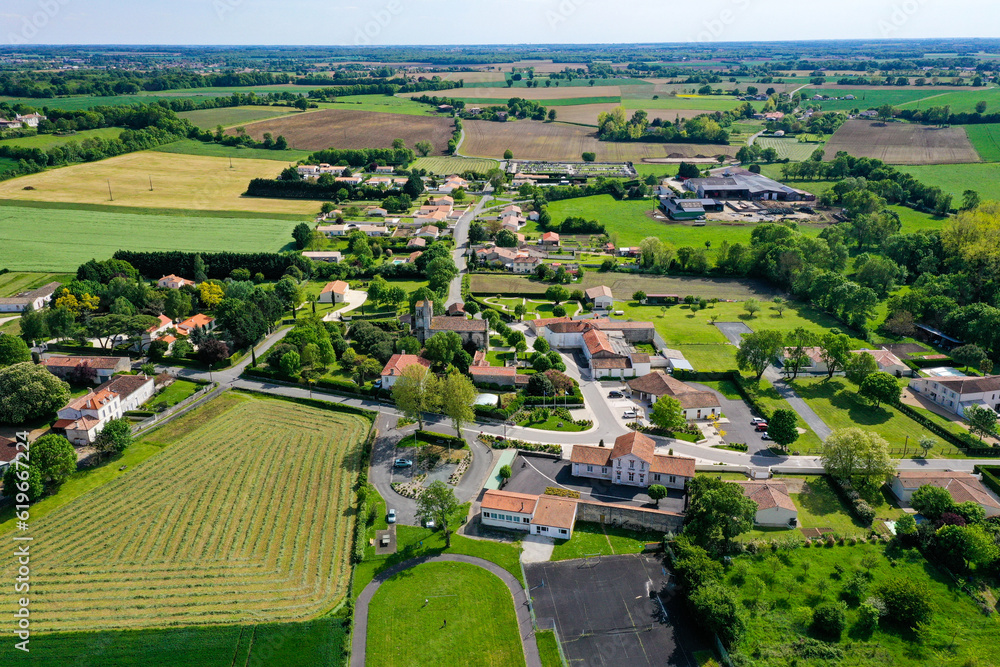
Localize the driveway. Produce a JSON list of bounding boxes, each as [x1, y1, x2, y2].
[[714, 321, 753, 346], [763, 367, 832, 441], [687, 382, 773, 457], [323, 289, 367, 321]]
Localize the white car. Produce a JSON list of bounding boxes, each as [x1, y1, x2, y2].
[[387, 509, 397, 524]]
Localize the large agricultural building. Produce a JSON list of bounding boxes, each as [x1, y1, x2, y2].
[[683, 168, 815, 202]]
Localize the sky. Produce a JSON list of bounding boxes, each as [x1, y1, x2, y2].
[[1, 0, 998, 47]]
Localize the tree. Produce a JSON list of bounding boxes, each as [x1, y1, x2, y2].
[[499, 464, 512, 483], [424, 331, 463, 366], [743, 298, 760, 318], [294, 97, 309, 111], [392, 138, 406, 150], [582, 151, 596, 162], [0, 362, 71, 425], [164, 289, 192, 321], [198, 337, 230, 366], [545, 285, 569, 303], [533, 337, 550, 354], [532, 354, 552, 372], [961, 189, 981, 211], [767, 409, 798, 450], [548, 109, 557, 121], [650, 396, 686, 431], [439, 371, 475, 440], [526, 373, 554, 397], [820, 427, 894, 491], [416, 480, 461, 547], [552, 305, 566, 317], [193, 254, 208, 283], [292, 222, 313, 250], [689, 582, 747, 648], [0, 335, 31, 366], [783, 327, 817, 380], [647, 484, 667, 507], [95, 417, 133, 457], [818, 333, 852, 379], [280, 350, 302, 377], [392, 364, 439, 431], [918, 435, 936, 458], [684, 476, 757, 554], [876, 104, 894, 123], [18, 304, 48, 344], [873, 577, 932, 629], [30, 434, 76, 487], [632, 290, 646, 303], [414, 140, 433, 157], [503, 149, 513, 160], [951, 344, 986, 371], [198, 282, 224, 308], [965, 404, 997, 442], [355, 358, 382, 385], [936, 524, 999, 571], [772, 296, 786, 317], [2, 462, 44, 504], [404, 173, 424, 199], [845, 351, 878, 385], [859, 371, 902, 408], [735, 330, 784, 382], [911, 484, 955, 520]]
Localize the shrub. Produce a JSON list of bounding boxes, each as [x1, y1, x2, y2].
[[544, 486, 580, 499], [689, 582, 748, 648], [857, 602, 881, 632], [873, 577, 932, 629], [811, 601, 847, 640]]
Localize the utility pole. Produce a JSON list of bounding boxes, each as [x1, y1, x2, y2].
[[107, 179, 113, 201], [230, 157, 234, 169], [149, 175, 153, 191]]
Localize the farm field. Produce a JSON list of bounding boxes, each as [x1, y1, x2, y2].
[[900, 162, 1000, 201], [805, 88, 949, 111], [753, 136, 825, 161], [231, 109, 454, 153], [0, 204, 298, 271], [314, 94, 441, 116], [176, 105, 298, 128], [0, 271, 72, 297], [366, 562, 525, 667], [402, 84, 624, 100], [552, 103, 710, 127], [822, 119, 980, 165], [0, 127, 121, 149], [412, 155, 498, 175], [579, 272, 780, 301], [0, 619, 347, 666], [461, 121, 736, 162], [725, 543, 999, 666], [470, 274, 549, 295], [0, 156, 17, 172], [889, 205, 948, 233], [439, 71, 506, 84], [0, 93, 220, 111], [895, 85, 1000, 114], [466, 77, 650, 89], [622, 95, 760, 112], [0, 392, 370, 633], [0, 151, 319, 215], [963, 122, 1000, 161], [153, 138, 310, 162]]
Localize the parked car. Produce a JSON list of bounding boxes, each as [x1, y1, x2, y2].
[[751, 417, 766, 425], [761, 432, 772, 441], [622, 409, 638, 419], [387, 509, 397, 523], [608, 391, 624, 398], [373, 379, 383, 388], [754, 423, 769, 432], [393, 458, 413, 468], [425, 518, 435, 529]]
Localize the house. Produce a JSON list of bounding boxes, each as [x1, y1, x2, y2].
[[854, 348, 908, 376], [469, 365, 529, 388], [98, 374, 155, 412], [0, 436, 20, 474], [439, 176, 469, 194], [539, 318, 656, 347], [365, 207, 388, 217], [763, 111, 785, 121], [0, 282, 61, 313], [316, 224, 388, 238], [733, 481, 798, 527], [335, 175, 364, 186], [15, 113, 46, 128], [302, 251, 343, 263], [500, 205, 522, 218], [139, 314, 173, 351], [319, 280, 349, 304], [782, 346, 830, 374], [428, 196, 454, 209], [407, 251, 423, 264], [379, 354, 431, 389], [447, 302, 466, 317], [540, 232, 560, 246], [406, 238, 426, 251], [43, 356, 131, 384], [907, 375, 1000, 418], [176, 314, 216, 337], [0, 118, 23, 130], [889, 471, 1000, 517], [513, 255, 543, 274], [54, 388, 121, 445], [157, 275, 195, 290], [374, 165, 395, 174], [571, 432, 695, 489], [627, 371, 720, 420], [415, 226, 440, 239], [584, 285, 614, 310], [684, 169, 813, 202], [414, 300, 487, 347], [528, 211, 541, 222], [480, 490, 578, 538], [531, 495, 579, 538]]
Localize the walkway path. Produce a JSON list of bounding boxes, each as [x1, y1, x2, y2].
[[350, 554, 541, 667], [0, 315, 20, 328], [763, 367, 832, 441]]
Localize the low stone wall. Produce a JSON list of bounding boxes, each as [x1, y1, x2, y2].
[[576, 500, 684, 533]]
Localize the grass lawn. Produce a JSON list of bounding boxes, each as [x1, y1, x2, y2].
[[0, 271, 73, 297], [486, 350, 515, 366], [550, 521, 662, 561], [889, 204, 948, 233], [0, 317, 21, 336], [366, 561, 525, 667], [413, 155, 499, 175], [726, 542, 1000, 666], [517, 414, 588, 432], [0, 127, 121, 149], [535, 629, 563, 667], [145, 379, 201, 409], [153, 138, 310, 162], [0, 204, 299, 272], [789, 377, 966, 457]]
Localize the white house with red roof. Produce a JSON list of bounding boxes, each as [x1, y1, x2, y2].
[[570, 432, 695, 489], [379, 354, 431, 389], [319, 280, 349, 304], [480, 490, 578, 538], [43, 356, 131, 384], [157, 275, 195, 289], [890, 471, 1000, 517], [138, 314, 173, 351], [175, 314, 216, 336], [540, 231, 560, 246], [732, 480, 798, 527], [54, 388, 122, 445]]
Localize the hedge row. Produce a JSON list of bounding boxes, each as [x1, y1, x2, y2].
[[479, 433, 562, 455], [905, 356, 958, 370], [468, 295, 514, 323], [894, 401, 1000, 456], [974, 465, 1000, 497], [828, 476, 875, 526]]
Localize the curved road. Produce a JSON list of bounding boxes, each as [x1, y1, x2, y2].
[[350, 554, 541, 667]]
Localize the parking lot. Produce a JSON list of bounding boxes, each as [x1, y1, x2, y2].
[[526, 554, 704, 667], [686, 382, 775, 457]]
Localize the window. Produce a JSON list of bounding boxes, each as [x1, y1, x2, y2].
[[629, 459, 635, 469], [559, 529, 568, 535], [669, 476, 676, 484], [628, 472, 634, 482], [602, 467, 607, 474], [654, 474, 661, 481], [523, 517, 530, 523], [617, 459, 621, 468], [587, 465, 593, 472], [539, 526, 549, 532]]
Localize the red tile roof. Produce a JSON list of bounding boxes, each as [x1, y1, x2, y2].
[[147, 314, 172, 333], [895, 472, 1000, 509], [430, 317, 487, 333], [627, 371, 720, 409], [482, 489, 538, 514], [541, 232, 560, 241], [650, 454, 696, 477], [321, 280, 349, 295], [611, 431, 656, 463], [0, 437, 19, 464], [532, 495, 577, 530], [469, 366, 517, 378], [66, 388, 118, 412], [571, 445, 612, 466], [381, 354, 431, 378], [44, 356, 127, 370], [585, 285, 612, 299], [98, 374, 153, 401], [583, 328, 613, 356], [734, 481, 796, 511]]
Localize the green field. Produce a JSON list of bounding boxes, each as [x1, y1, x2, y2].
[[0, 127, 121, 149], [413, 155, 498, 175], [550, 522, 661, 561], [145, 379, 201, 409], [726, 542, 1000, 666], [366, 561, 525, 667], [888, 204, 948, 233], [0, 156, 17, 172], [466, 77, 650, 89], [754, 136, 825, 161], [176, 105, 298, 128], [964, 123, 1000, 161], [0, 204, 298, 271], [153, 138, 310, 161], [623, 95, 757, 111], [453, 96, 621, 107], [809, 88, 948, 111], [0, 93, 223, 111], [0, 620, 347, 667], [895, 86, 1000, 114], [316, 94, 440, 116], [0, 271, 72, 297], [900, 162, 1000, 201]]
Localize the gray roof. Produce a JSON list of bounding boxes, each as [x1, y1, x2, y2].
[[687, 171, 797, 196]]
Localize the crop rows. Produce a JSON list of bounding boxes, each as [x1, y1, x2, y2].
[[1, 395, 367, 632]]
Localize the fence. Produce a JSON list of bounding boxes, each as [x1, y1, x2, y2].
[[131, 381, 219, 436]]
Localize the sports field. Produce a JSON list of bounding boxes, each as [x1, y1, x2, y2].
[[822, 119, 980, 164], [233, 109, 455, 152], [964, 123, 1000, 161], [0, 204, 298, 271], [176, 105, 298, 128], [0, 392, 370, 633], [0, 151, 318, 214], [412, 155, 498, 175], [0, 127, 121, 149], [367, 562, 525, 667]]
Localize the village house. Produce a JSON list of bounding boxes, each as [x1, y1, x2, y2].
[[407, 251, 423, 264], [627, 371, 721, 420], [0, 436, 19, 473], [447, 302, 466, 317], [0, 118, 23, 130], [468, 364, 529, 388], [890, 471, 1000, 517], [414, 209, 449, 225], [438, 176, 469, 194], [15, 113, 46, 127], [907, 375, 1000, 418], [364, 206, 388, 217], [854, 348, 908, 376], [317, 224, 388, 237], [571, 432, 695, 489], [480, 490, 578, 538], [584, 285, 614, 310], [406, 237, 427, 250], [157, 274, 195, 289], [43, 356, 131, 384], [176, 313, 216, 337], [319, 280, 349, 304], [0, 281, 61, 313], [732, 480, 798, 527], [53, 374, 154, 445], [414, 300, 487, 347], [427, 195, 454, 209], [301, 251, 343, 263], [99, 374, 155, 412], [374, 165, 395, 174], [513, 255, 543, 274], [540, 231, 560, 246], [138, 314, 173, 351], [335, 175, 364, 186], [415, 225, 440, 239], [379, 353, 431, 389], [781, 346, 830, 374]]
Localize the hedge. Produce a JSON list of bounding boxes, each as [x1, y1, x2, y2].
[[904, 356, 958, 370], [974, 465, 1000, 497], [407, 430, 466, 448], [894, 401, 1000, 456], [828, 475, 875, 526], [544, 487, 580, 499], [232, 387, 377, 420], [479, 433, 562, 455], [241, 368, 372, 400]]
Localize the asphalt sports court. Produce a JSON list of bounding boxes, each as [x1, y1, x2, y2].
[[525, 553, 704, 667]]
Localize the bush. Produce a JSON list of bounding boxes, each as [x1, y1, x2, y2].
[[544, 486, 580, 499], [811, 601, 847, 640], [689, 582, 748, 648], [873, 577, 932, 629]]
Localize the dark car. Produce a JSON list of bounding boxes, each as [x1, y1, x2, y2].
[[608, 391, 624, 398], [393, 458, 413, 468]]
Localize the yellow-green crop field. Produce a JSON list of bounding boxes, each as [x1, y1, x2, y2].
[[0, 392, 369, 633]]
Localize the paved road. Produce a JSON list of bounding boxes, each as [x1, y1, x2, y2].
[[447, 194, 490, 307], [350, 554, 541, 667], [763, 367, 832, 441]]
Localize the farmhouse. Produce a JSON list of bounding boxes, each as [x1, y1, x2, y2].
[[43, 355, 131, 384], [379, 353, 431, 389], [15, 113, 46, 127], [0, 118, 23, 130], [627, 371, 721, 420], [684, 169, 814, 202], [176, 313, 216, 337], [584, 285, 614, 310], [889, 471, 1000, 517], [658, 196, 724, 220], [414, 300, 487, 347], [317, 224, 388, 237], [319, 280, 349, 304], [854, 348, 908, 376], [301, 251, 343, 263], [513, 255, 543, 273], [0, 281, 61, 313], [571, 432, 695, 489], [907, 375, 1000, 418], [157, 274, 195, 289], [53, 374, 154, 445], [732, 480, 798, 527]]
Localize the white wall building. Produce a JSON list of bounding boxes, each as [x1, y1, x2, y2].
[[907, 375, 1000, 418], [570, 432, 695, 490]]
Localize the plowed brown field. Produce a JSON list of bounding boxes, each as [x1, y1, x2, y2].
[[823, 120, 980, 164]]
